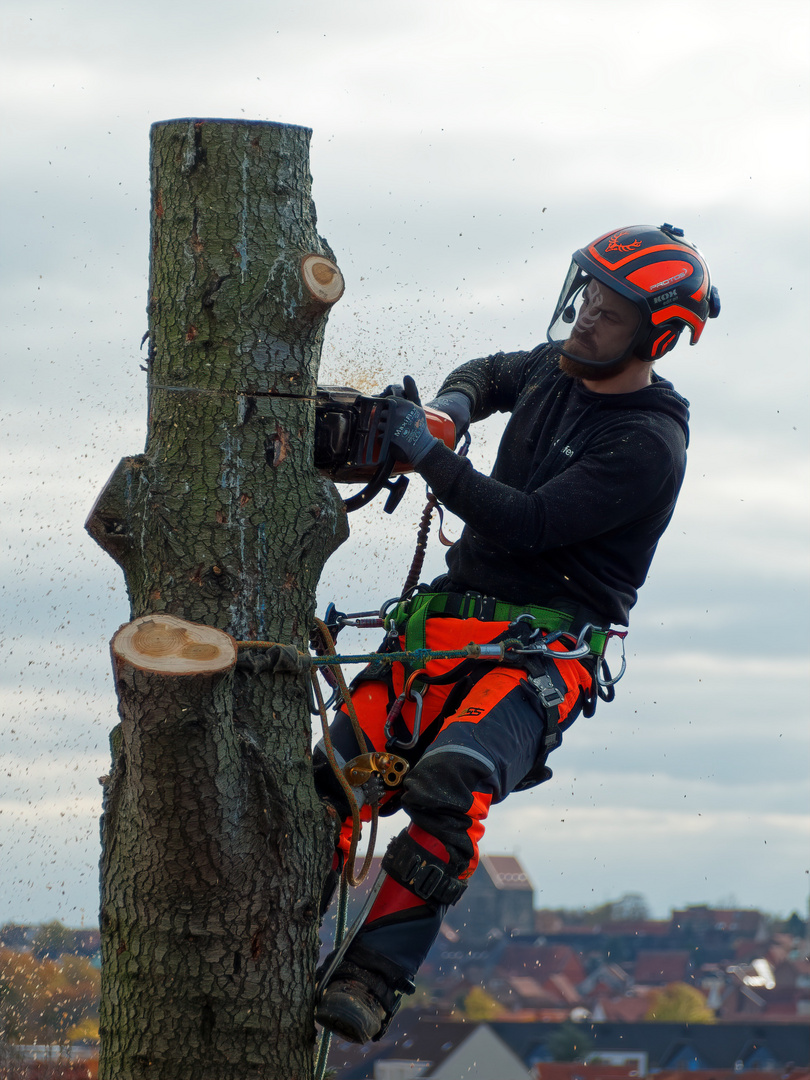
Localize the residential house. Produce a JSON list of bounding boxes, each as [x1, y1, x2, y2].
[[633, 951, 693, 987], [325, 1016, 533, 1080]]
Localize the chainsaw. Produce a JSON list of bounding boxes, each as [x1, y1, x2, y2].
[[314, 381, 456, 513]]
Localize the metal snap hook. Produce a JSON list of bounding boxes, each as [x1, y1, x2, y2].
[[384, 672, 426, 751], [596, 631, 627, 688]]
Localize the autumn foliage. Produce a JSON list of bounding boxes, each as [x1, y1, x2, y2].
[[0, 1063, 97, 1080], [0, 947, 100, 1046], [643, 981, 716, 1023]]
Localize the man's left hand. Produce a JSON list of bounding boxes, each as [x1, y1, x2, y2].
[[383, 395, 438, 466]]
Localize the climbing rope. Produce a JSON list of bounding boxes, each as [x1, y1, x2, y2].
[[308, 617, 379, 889], [309, 619, 374, 1080], [314, 871, 349, 1080], [236, 639, 514, 668], [401, 440, 468, 595]]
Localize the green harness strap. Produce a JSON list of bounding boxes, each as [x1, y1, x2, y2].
[[385, 591, 610, 660]]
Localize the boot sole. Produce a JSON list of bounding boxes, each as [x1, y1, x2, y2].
[[315, 991, 384, 1044]]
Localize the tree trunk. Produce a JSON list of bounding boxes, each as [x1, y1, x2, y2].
[[86, 118, 349, 1080]]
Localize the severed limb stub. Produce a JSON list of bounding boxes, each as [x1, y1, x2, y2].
[[301, 253, 345, 305], [112, 613, 237, 676]]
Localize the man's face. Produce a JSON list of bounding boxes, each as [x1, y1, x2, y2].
[[561, 279, 641, 376]]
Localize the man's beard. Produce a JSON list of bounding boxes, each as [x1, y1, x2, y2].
[[558, 347, 636, 382]]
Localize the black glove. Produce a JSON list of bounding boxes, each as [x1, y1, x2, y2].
[[379, 375, 421, 404], [426, 390, 473, 442], [383, 395, 438, 466]]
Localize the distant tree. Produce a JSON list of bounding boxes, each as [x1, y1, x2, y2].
[[776, 912, 807, 938], [462, 986, 504, 1021], [0, 925, 29, 951], [32, 921, 75, 960], [67, 1015, 101, 1042], [610, 892, 650, 921], [536, 893, 654, 929], [643, 982, 715, 1023], [578, 902, 613, 926], [548, 1020, 594, 1062]]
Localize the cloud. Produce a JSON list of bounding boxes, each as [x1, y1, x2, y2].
[[1, 0, 808, 926]]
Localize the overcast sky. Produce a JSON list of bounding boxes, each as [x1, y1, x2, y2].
[[1, 0, 808, 927]]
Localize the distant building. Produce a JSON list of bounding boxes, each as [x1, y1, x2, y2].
[[445, 855, 535, 944], [634, 950, 693, 987]]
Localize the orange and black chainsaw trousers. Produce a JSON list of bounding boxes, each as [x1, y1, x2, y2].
[[314, 613, 595, 988]]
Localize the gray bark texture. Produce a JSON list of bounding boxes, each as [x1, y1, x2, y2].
[[86, 118, 349, 1080]]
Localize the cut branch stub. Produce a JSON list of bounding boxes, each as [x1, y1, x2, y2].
[[301, 253, 345, 305], [112, 614, 237, 675]]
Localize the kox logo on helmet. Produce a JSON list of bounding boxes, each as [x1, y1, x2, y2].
[[651, 288, 678, 306]]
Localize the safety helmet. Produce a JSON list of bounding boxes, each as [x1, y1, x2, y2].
[[547, 223, 720, 369]]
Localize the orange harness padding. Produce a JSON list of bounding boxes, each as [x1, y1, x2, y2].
[[332, 616, 593, 860], [388, 616, 593, 741]]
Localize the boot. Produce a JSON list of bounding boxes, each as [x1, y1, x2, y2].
[[315, 946, 414, 1044], [315, 959, 389, 1043]]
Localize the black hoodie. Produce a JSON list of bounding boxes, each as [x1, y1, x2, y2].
[[417, 344, 690, 626]]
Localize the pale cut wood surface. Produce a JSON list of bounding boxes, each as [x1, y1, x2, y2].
[[112, 613, 237, 675]]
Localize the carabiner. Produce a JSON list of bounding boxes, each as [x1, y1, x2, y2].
[[512, 624, 593, 661], [379, 596, 402, 622], [395, 688, 424, 749], [384, 671, 426, 751], [596, 631, 627, 688]]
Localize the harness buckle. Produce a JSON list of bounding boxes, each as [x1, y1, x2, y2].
[[381, 833, 469, 907], [531, 671, 566, 709]]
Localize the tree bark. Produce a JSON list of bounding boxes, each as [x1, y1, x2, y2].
[[87, 118, 349, 1080]]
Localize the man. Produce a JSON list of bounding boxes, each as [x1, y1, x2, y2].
[[314, 223, 720, 1044]]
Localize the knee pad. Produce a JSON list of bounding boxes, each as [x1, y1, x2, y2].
[[381, 831, 468, 909]]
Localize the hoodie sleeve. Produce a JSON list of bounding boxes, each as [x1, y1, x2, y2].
[[435, 347, 550, 421], [418, 415, 686, 556]]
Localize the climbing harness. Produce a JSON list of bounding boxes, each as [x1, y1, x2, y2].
[[384, 590, 612, 659]]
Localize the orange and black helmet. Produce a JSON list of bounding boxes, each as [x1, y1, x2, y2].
[[548, 223, 720, 368]]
